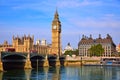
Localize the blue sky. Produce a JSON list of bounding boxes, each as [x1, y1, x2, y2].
[[0, 0, 120, 49]]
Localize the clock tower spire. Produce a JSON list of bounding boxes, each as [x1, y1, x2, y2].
[[54, 9, 59, 21], [51, 9, 61, 56]]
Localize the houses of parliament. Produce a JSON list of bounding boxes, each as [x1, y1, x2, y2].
[[0, 10, 62, 56]]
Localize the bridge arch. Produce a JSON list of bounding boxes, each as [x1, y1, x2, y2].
[[48, 55, 57, 66], [30, 55, 45, 68], [2, 54, 26, 70], [30, 55, 45, 60], [2, 54, 26, 60], [59, 56, 66, 66], [48, 54, 57, 59]]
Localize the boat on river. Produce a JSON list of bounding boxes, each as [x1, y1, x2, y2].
[[101, 57, 120, 66]]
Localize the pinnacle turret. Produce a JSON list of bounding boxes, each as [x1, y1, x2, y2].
[[54, 9, 59, 21]]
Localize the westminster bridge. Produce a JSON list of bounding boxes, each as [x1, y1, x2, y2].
[[0, 52, 66, 71]]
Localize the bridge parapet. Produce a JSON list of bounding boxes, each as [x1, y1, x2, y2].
[[1, 51, 27, 59], [30, 53, 46, 58]]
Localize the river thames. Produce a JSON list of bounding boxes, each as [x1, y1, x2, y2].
[[1, 66, 120, 80]]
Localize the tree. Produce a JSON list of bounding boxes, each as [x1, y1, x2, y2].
[[116, 52, 120, 57], [64, 49, 79, 56], [88, 44, 104, 57], [64, 50, 73, 56], [72, 49, 79, 56]]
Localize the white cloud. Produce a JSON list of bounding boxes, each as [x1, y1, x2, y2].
[[11, 1, 56, 11], [12, 3, 43, 10], [68, 16, 120, 28], [57, 0, 102, 8]]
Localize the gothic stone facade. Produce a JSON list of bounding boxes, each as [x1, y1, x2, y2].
[[12, 35, 34, 53], [0, 41, 12, 52], [12, 35, 48, 54], [78, 34, 116, 57], [51, 10, 62, 56]]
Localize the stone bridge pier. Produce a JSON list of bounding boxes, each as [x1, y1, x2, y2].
[[30, 54, 49, 68], [0, 52, 3, 71]]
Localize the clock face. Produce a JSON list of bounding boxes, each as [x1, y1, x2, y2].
[[53, 25, 57, 29]]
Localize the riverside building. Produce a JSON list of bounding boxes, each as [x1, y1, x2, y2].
[[0, 35, 49, 54], [78, 34, 116, 57], [12, 35, 48, 54], [116, 43, 120, 52]]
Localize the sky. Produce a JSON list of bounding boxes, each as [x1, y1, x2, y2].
[[0, 0, 120, 49]]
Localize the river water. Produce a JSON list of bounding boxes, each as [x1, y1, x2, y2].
[[1, 66, 120, 80]]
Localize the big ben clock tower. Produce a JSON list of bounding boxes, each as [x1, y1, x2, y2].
[[51, 10, 61, 56]]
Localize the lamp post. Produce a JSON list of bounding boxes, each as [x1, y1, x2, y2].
[[81, 56, 82, 66], [37, 59, 39, 80]]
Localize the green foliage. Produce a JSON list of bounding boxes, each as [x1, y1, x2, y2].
[[64, 49, 79, 56], [64, 50, 73, 56], [72, 49, 79, 56], [117, 52, 120, 57], [88, 44, 104, 57]]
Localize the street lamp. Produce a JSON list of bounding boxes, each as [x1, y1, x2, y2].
[[81, 56, 82, 66], [37, 59, 39, 80]]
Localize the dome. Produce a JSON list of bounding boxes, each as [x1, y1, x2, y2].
[[64, 43, 73, 51]]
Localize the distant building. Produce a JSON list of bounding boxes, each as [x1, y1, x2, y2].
[[116, 43, 120, 52], [36, 40, 41, 45], [78, 34, 116, 57], [63, 43, 73, 54], [0, 35, 49, 54], [0, 41, 13, 52], [41, 39, 47, 46], [33, 39, 48, 54], [12, 35, 34, 53], [12, 35, 48, 54]]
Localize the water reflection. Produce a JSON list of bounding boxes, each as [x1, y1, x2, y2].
[[78, 66, 120, 80], [0, 72, 3, 80], [1, 66, 120, 80], [25, 69, 31, 80], [49, 67, 60, 80]]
